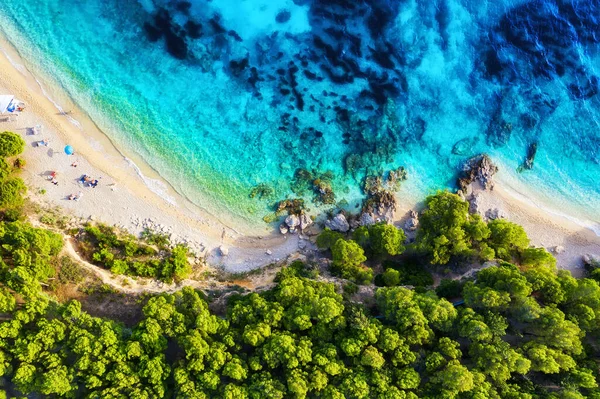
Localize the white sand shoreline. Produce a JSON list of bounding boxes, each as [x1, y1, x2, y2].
[[0, 36, 299, 273]]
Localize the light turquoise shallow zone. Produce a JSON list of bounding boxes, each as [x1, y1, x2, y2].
[[0, 0, 598, 229]]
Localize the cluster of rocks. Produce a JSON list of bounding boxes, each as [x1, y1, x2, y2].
[[523, 142, 538, 170], [467, 193, 507, 222], [359, 167, 407, 223], [290, 169, 336, 205], [325, 213, 350, 233], [249, 183, 274, 200], [583, 253, 600, 268], [130, 216, 205, 255], [279, 212, 313, 235], [485, 207, 507, 220], [458, 154, 498, 192], [404, 210, 419, 231]]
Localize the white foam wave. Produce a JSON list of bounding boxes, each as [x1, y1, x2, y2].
[[125, 157, 179, 207], [501, 181, 600, 237], [32, 76, 83, 129], [0, 45, 27, 75]]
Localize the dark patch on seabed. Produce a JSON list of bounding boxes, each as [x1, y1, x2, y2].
[[482, 0, 600, 163], [141, 0, 600, 173]]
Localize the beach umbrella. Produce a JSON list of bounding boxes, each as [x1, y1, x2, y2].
[[64, 145, 74, 155]]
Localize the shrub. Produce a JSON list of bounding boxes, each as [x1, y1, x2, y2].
[[0, 131, 25, 157], [382, 260, 434, 288], [331, 239, 371, 284], [352, 226, 370, 249], [369, 223, 406, 256], [520, 248, 556, 270], [487, 219, 530, 260], [590, 269, 600, 282], [13, 158, 25, 169], [414, 192, 475, 265], [343, 282, 359, 295], [2, 207, 24, 222], [57, 256, 85, 284], [382, 268, 401, 286], [0, 158, 10, 180], [141, 228, 171, 249], [161, 245, 191, 282], [332, 240, 366, 271], [436, 279, 464, 299], [316, 228, 344, 250], [0, 178, 26, 208]]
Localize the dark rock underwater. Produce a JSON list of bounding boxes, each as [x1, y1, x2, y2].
[[1, 0, 598, 223]]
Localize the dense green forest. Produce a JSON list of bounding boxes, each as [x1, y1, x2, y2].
[[0, 131, 599, 398]]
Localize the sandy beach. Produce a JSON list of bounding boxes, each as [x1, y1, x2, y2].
[[0, 38, 299, 273], [0, 35, 599, 277]]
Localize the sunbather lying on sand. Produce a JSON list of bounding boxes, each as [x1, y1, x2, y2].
[[68, 192, 82, 201]]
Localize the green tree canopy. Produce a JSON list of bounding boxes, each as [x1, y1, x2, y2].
[[0, 132, 25, 157]]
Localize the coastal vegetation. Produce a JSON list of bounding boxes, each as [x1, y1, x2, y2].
[[75, 223, 192, 282], [1, 236, 599, 398], [0, 136, 599, 398], [0, 131, 25, 158]]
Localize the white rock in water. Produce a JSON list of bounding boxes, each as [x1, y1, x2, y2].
[[325, 213, 350, 232], [219, 245, 229, 256], [285, 214, 300, 229]]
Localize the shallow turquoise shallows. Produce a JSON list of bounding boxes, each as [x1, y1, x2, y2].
[[0, 0, 598, 229]]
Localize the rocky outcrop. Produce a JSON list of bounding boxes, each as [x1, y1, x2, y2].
[[404, 210, 419, 231], [359, 212, 376, 226], [276, 198, 305, 215], [299, 213, 313, 230], [360, 168, 406, 221], [279, 223, 289, 235], [279, 211, 313, 235], [325, 213, 350, 233], [219, 245, 229, 256], [485, 207, 507, 220], [452, 137, 479, 155], [290, 169, 336, 205], [525, 142, 538, 170], [284, 214, 300, 234], [583, 254, 600, 268], [458, 154, 498, 191], [552, 245, 565, 254], [519, 142, 538, 171]]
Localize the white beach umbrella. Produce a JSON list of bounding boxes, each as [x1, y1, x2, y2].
[[0, 95, 15, 114]]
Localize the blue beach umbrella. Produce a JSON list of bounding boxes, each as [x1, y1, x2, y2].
[[64, 145, 74, 155]]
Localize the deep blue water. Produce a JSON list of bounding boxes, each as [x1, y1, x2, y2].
[[0, 0, 598, 227]]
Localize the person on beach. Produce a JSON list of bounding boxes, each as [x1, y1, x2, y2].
[[79, 175, 92, 185], [49, 171, 58, 185], [71, 160, 79, 167], [37, 139, 49, 147], [90, 179, 99, 188], [68, 192, 82, 201]]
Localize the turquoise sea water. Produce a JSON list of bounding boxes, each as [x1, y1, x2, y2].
[[0, 0, 598, 228]]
